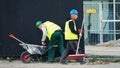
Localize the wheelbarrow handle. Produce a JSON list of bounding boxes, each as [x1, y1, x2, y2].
[[9, 34, 25, 44], [9, 34, 15, 38]]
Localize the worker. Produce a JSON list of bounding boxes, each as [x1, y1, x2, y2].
[[60, 9, 85, 64], [36, 21, 64, 63]]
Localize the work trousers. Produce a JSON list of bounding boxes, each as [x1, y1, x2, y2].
[[48, 30, 64, 62], [60, 40, 81, 62]]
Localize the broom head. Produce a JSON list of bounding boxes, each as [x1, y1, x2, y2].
[[68, 54, 85, 59]]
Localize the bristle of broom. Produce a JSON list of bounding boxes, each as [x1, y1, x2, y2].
[[68, 54, 85, 59]]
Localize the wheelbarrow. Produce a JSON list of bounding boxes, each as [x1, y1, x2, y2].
[[9, 34, 47, 63]]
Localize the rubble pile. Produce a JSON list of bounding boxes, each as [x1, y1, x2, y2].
[[95, 39, 120, 47]]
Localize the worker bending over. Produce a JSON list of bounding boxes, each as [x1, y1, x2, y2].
[[36, 21, 64, 63]]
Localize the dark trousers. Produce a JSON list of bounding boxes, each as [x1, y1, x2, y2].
[[48, 31, 64, 62], [60, 40, 81, 62]]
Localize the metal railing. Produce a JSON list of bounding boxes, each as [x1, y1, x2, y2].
[[83, 1, 120, 45]]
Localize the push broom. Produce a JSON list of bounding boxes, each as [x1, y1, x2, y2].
[[68, 18, 85, 59]]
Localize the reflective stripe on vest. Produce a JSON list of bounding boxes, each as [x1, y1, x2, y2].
[[43, 21, 61, 40], [65, 20, 78, 40]]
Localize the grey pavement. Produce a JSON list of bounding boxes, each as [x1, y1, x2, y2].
[[0, 46, 120, 68], [0, 60, 120, 68]]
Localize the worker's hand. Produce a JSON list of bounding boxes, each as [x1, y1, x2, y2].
[[78, 29, 83, 33], [42, 41, 46, 45], [79, 33, 82, 38]]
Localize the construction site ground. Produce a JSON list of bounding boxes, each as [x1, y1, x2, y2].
[[0, 46, 120, 68]]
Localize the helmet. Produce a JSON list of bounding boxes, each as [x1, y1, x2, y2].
[[70, 9, 78, 15], [36, 21, 42, 28]]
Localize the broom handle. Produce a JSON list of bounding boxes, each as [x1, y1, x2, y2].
[[76, 17, 84, 55]]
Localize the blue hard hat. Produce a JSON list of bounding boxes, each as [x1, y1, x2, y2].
[[70, 9, 78, 15]]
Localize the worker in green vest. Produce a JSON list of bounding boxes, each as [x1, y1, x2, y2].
[[60, 9, 85, 64], [36, 21, 64, 63]]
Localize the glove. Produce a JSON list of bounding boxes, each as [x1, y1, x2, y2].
[[42, 41, 46, 45], [79, 33, 82, 38]]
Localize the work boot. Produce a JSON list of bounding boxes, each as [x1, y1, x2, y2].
[[76, 58, 86, 64], [47, 61, 52, 64], [80, 60, 86, 64], [59, 60, 68, 65]]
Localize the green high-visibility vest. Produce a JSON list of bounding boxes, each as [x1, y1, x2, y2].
[[65, 20, 78, 40], [43, 21, 61, 40]]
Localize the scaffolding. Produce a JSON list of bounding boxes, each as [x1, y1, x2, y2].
[[83, 0, 120, 45]]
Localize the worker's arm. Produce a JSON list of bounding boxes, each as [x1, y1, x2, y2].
[[69, 21, 79, 34], [41, 25, 47, 45], [69, 21, 82, 37]]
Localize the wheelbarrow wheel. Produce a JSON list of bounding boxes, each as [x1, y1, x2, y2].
[[20, 51, 32, 63]]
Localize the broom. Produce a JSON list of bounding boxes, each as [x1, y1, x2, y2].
[[68, 18, 85, 59]]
